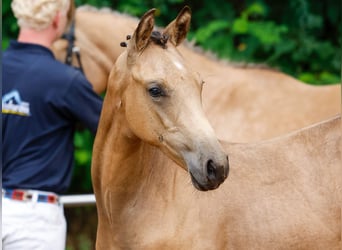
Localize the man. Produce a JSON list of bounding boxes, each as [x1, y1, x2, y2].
[[2, 0, 103, 249]]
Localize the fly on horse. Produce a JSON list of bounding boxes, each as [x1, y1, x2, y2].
[[52, 5, 340, 143], [92, 7, 341, 249]]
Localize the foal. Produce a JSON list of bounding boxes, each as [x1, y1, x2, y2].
[[92, 7, 229, 249]]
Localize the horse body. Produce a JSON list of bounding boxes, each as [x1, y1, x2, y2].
[[221, 116, 341, 249], [92, 7, 341, 250], [95, 116, 341, 250], [52, 6, 340, 142], [200, 66, 340, 142]]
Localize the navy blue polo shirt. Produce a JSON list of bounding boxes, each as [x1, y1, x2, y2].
[[2, 41, 103, 194]]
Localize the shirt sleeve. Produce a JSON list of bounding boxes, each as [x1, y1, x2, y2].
[[61, 71, 103, 134]]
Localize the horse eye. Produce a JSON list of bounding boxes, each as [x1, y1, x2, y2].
[[148, 86, 164, 98]]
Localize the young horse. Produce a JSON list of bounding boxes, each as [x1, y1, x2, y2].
[[92, 7, 341, 250], [92, 6, 229, 249], [52, 5, 340, 143]]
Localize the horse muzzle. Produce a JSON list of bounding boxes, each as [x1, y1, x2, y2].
[[189, 155, 229, 191]]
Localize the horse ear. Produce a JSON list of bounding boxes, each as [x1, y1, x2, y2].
[[163, 6, 191, 46], [130, 8, 156, 53]]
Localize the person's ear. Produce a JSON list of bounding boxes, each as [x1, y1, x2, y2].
[[52, 12, 60, 30]]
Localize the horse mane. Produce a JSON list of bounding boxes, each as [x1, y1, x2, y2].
[[182, 39, 277, 71], [77, 4, 276, 71], [77, 4, 140, 22]]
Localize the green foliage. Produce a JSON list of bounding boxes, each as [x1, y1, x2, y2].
[[75, 0, 112, 7], [68, 130, 94, 193], [2, 0, 340, 194], [2, 0, 18, 49], [189, 0, 340, 85]]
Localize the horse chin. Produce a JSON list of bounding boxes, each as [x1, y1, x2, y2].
[[190, 172, 221, 192]]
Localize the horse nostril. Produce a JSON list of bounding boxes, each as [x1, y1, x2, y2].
[[206, 160, 217, 180]]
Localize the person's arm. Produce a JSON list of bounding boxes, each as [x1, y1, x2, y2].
[[62, 72, 103, 134]]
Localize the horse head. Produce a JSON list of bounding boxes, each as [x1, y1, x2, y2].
[[109, 6, 229, 191]]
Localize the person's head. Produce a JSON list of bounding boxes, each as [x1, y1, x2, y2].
[[11, 0, 71, 37]]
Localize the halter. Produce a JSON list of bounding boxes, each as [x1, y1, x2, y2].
[[61, 19, 84, 73]]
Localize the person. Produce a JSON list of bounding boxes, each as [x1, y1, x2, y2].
[[2, 0, 103, 249]]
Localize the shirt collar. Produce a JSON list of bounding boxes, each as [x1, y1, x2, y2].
[[8, 40, 55, 58]]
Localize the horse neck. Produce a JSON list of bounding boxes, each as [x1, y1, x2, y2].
[[74, 9, 138, 94], [93, 89, 182, 213]]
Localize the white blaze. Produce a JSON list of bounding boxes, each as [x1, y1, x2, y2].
[[173, 59, 185, 71]]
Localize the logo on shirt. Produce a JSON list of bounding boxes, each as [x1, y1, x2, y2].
[[2, 90, 31, 116]]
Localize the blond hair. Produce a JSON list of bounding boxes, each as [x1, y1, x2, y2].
[[11, 0, 70, 30]]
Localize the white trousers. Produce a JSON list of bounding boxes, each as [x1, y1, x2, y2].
[[2, 194, 66, 250]]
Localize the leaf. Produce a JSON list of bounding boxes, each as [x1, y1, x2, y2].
[[266, 40, 296, 63], [248, 22, 288, 44], [319, 71, 340, 84], [232, 18, 248, 34], [243, 2, 267, 17], [298, 72, 317, 84], [194, 20, 230, 43], [75, 149, 91, 166]]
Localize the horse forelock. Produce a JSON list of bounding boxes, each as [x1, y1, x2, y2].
[[120, 30, 169, 49], [150, 30, 169, 49]]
